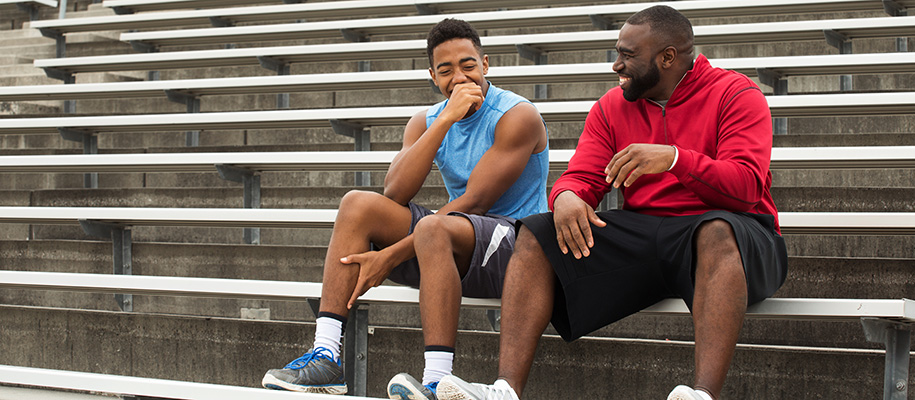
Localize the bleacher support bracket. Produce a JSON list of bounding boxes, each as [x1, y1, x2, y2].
[[216, 164, 261, 245], [756, 68, 789, 135], [862, 317, 914, 400], [165, 90, 202, 147], [330, 120, 371, 187], [79, 220, 133, 312], [59, 128, 98, 188], [823, 29, 853, 91], [515, 45, 548, 99], [257, 56, 291, 109]]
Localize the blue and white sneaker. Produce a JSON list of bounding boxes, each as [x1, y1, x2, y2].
[[387, 373, 437, 400], [261, 347, 347, 394]]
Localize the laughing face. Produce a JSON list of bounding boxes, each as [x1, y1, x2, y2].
[[613, 23, 665, 102]]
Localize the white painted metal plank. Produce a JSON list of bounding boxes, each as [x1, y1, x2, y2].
[[779, 212, 915, 235], [9, 53, 915, 102], [3, 93, 915, 135], [0, 146, 913, 173], [122, 12, 915, 47], [642, 298, 915, 321], [0, 207, 913, 235], [0, 206, 339, 228], [0, 271, 911, 321], [0, 365, 381, 400]]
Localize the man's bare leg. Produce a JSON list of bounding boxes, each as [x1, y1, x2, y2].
[[496, 226, 556, 397], [319, 190, 414, 316], [413, 215, 475, 351], [691, 220, 747, 400]]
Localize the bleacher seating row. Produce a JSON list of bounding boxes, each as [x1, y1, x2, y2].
[[1, 92, 912, 133], [30, 0, 915, 38], [1, 0, 913, 398], [0, 53, 911, 101]]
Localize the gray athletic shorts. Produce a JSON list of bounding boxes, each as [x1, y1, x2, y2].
[[382, 202, 518, 299], [519, 209, 788, 342]]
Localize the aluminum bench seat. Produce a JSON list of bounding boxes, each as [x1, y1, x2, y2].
[[4, 53, 913, 102], [0, 206, 912, 235], [0, 365, 381, 400], [0, 146, 913, 174], [0, 271, 913, 320], [1, 93, 914, 135], [100, 0, 589, 16], [121, 11, 915, 48], [31, 0, 915, 38]]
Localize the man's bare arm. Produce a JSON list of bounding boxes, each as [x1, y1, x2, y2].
[[442, 102, 547, 215]]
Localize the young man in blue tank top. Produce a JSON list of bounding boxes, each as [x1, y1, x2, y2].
[[261, 19, 549, 399]]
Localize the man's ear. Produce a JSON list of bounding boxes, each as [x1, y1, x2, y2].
[[428, 67, 437, 84], [482, 54, 490, 75], [660, 46, 677, 69]]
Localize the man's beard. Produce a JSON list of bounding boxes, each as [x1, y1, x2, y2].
[[622, 61, 661, 102]]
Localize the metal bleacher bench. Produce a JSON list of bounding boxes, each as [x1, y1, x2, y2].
[[100, 0, 591, 16], [118, 9, 915, 49], [0, 364, 380, 400], [32, 16, 915, 79], [1, 53, 913, 102], [32, 0, 915, 35], [2, 93, 913, 134], [1, 93, 913, 145]]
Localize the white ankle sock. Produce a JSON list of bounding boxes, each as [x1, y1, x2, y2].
[[493, 379, 519, 400], [421, 351, 454, 385], [695, 389, 714, 400], [312, 316, 343, 361]]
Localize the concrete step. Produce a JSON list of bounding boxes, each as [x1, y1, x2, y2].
[[0, 64, 51, 76], [0, 385, 114, 400], [0, 305, 909, 399], [0, 35, 55, 48], [0, 55, 33, 66], [0, 101, 61, 116]]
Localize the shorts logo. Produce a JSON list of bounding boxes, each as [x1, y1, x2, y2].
[[481, 223, 511, 268]]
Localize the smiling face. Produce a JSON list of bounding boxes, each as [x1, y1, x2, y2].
[[429, 38, 489, 99], [613, 23, 666, 102]]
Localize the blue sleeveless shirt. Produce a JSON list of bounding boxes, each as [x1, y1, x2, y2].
[[426, 83, 549, 219]]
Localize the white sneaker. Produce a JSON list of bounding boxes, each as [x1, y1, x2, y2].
[[667, 385, 711, 400], [436, 375, 519, 400]]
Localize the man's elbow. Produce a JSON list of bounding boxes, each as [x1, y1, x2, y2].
[[382, 186, 410, 207]]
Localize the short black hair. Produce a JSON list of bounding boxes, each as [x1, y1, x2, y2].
[[426, 18, 483, 67], [625, 5, 694, 51]]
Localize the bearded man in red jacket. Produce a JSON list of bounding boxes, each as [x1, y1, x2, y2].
[[435, 5, 788, 400]]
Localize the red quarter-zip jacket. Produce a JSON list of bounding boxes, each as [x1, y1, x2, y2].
[[550, 54, 780, 232]]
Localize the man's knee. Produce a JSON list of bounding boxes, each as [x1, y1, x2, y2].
[[413, 214, 459, 247], [338, 190, 397, 223], [510, 225, 549, 267], [694, 219, 743, 275], [695, 220, 737, 251]]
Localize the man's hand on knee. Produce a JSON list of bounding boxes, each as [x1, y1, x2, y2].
[[552, 191, 606, 259]]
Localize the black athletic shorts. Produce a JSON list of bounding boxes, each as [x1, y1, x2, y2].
[[519, 209, 788, 342], [381, 202, 518, 298]]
